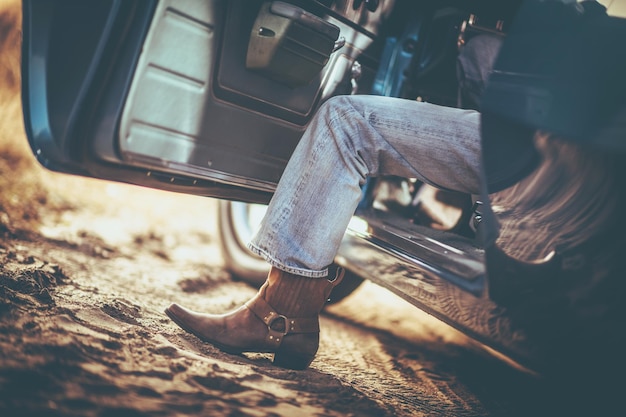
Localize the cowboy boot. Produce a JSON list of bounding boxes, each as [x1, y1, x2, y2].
[[165, 266, 344, 369]]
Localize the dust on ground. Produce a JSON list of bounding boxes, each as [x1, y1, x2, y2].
[[0, 1, 580, 416]]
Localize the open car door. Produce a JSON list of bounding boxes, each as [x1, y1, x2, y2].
[[21, 0, 388, 203]]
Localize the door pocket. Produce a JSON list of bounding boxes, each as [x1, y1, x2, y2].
[[246, 1, 340, 88]]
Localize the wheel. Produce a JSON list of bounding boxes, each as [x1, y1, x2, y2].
[[217, 200, 269, 286], [217, 200, 363, 303]]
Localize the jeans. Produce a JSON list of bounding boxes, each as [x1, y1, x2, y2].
[[248, 95, 483, 278]]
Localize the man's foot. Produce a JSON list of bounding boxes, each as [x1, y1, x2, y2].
[[165, 266, 344, 369]]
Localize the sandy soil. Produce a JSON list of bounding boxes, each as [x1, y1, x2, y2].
[[0, 1, 603, 416]]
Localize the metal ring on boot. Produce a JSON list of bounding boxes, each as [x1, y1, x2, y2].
[[245, 295, 319, 348]]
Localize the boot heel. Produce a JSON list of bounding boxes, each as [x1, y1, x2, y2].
[[272, 334, 318, 370]]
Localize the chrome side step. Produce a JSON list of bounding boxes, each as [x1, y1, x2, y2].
[[336, 209, 537, 373]]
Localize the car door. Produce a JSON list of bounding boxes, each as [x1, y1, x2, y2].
[[21, 0, 390, 203]]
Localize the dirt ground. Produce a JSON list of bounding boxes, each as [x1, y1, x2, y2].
[[0, 1, 609, 416]]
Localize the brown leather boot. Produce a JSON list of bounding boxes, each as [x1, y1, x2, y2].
[[165, 266, 344, 369]]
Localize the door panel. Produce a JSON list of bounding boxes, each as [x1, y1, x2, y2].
[[118, 0, 376, 193], [118, 0, 296, 192]]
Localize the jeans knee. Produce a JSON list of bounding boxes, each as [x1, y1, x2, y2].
[[316, 95, 357, 123]]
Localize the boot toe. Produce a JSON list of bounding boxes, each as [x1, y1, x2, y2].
[[164, 303, 198, 334], [164, 303, 250, 354]]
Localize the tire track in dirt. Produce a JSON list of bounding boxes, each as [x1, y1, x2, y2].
[[317, 311, 490, 416]]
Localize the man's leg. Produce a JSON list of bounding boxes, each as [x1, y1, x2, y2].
[[166, 95, 482, 369], [249, 95, 483, 277]]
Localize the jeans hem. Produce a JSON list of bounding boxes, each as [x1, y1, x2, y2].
[[246, 242, 329, 278]]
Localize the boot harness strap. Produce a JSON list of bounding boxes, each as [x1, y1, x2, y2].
[[245, 295, 320, 349]]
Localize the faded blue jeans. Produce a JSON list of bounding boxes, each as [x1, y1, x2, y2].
[[248, 95, 482, 278]]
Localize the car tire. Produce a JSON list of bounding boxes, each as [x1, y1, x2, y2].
[[217, 200, 363, 303], [217, 200, 269, 286]]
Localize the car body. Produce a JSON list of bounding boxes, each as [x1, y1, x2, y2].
[[21, 0, 626, 378]]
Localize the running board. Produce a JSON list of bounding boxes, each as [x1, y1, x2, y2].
[[335, 209, 537, 373]]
